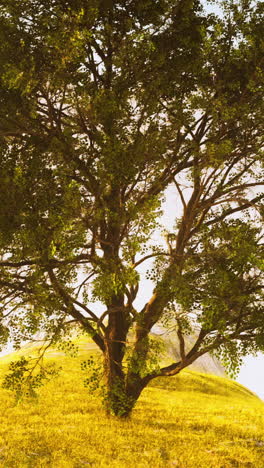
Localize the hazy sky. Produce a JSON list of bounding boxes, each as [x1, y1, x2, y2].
[[238, 354, 264, 400]]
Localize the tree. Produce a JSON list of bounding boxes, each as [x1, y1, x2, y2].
[[0, 0, 263, 416]]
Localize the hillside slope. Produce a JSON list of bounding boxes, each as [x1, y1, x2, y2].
[[152, 329, 226, 376], [0, 340, 263, 468]]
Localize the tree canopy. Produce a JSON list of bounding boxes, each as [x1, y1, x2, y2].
[[0, 0, 263, 416]]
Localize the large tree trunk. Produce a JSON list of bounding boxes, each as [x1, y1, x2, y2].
[[104, 372, 136, 417], [103, 328, 153, 417], [103, 291, 134, 416], [103, 313, 149, 416], [103, 358, 148, 417], [103, 346, 140, 417]]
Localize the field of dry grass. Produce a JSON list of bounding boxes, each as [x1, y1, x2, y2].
[[0, 337, 263, 467]]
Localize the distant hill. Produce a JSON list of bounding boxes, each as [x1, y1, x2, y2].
[[154, 330, 226, 376], [1, 328, 226, 377]]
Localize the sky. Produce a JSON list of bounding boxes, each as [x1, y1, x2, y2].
[[238, 354, 264, 400]]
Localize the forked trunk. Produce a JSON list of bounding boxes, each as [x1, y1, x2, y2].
[[105, 378, 136, 417], [102, 294, 152, 417], [104, 351, 150, 417], [103, 352, 136, 417]]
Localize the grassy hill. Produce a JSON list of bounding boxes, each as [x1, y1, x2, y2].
[[0, 337, 263, 468], [153, 329, 226, 377]]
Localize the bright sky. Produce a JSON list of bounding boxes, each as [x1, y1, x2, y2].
[[237, 355, 264, 400]]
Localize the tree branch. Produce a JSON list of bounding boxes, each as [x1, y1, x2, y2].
[[48, 268, 105, 352]]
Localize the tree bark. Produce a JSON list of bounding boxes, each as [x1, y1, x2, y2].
[[103, 291, 133, 416], [104, 365, 150, 418]]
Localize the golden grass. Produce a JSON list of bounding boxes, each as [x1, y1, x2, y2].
[[0, 340, 263, 468]]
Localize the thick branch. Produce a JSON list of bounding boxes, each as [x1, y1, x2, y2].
[[48, 268, 105, 352], [205, 194, 264, 227]]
